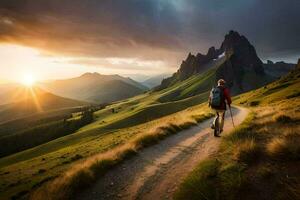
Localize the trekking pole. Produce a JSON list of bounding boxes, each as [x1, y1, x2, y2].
[[229, 105, 235, 127]]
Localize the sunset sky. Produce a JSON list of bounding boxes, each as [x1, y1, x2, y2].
[[0, 0, 299, 83]]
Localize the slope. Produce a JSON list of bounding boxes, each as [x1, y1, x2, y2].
[[157, 55, 228, 102], [74, 107, 248, 200], [0, 32, 293, 200], [40, 72, 147, 103], [175, 59, 300, 200], [0, 86, 87, 123], [0, 65, 220, 200], [0, 43, 281, 199]]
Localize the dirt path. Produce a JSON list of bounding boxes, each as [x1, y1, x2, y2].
[[76, 106, 248, 200]]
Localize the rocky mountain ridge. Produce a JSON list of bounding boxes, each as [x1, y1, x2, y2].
[[157, 31, 271, 94]]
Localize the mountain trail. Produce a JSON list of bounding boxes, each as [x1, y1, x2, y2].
[[76, 106, 248, 200]]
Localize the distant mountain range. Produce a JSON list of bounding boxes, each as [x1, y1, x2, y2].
[[40, 72, 148, 103], [156, 30, 295, 95], [263, 60, 295, 78], [141, 73, 171, 89], [0, 31, 296, 124]]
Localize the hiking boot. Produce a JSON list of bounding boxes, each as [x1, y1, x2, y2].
[[214, 129, 220, 137], [214, 133, 221, 137]]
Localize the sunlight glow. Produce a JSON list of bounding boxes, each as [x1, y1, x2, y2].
[[22, 73, 36, 86], [0, 44, 171, 83]]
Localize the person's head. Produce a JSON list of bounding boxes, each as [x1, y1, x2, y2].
[[217, 79, 226, 86]]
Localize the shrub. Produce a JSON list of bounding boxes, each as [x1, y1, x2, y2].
[[89, 158, 117, 177], [249, 101, 260, 106], [67, 168, 95, 190], [70, 154, 83, 161], [38, 169, 47, 174], [273, 114, 292, 123], [134, 133, 161, 147], [239, 100, 247, 105], [178, 121, 197, 129], [286, 91, 300, 99]]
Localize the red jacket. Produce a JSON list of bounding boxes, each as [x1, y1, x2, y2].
[[222, 87, 232, 110]]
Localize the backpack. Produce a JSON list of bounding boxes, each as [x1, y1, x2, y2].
[[210, 86, 224, 109]]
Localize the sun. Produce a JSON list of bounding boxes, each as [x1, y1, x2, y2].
[[22, 73, 36, 87]]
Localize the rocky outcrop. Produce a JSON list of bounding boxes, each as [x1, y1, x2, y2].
[[157, 30, 266, 93], [220, 30, 264, 75], [215, 31, 266, 93]]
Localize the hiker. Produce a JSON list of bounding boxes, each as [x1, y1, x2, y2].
[[208, 79, 232, 136]]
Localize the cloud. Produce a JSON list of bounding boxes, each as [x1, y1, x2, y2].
[[68, 57, 166, 71], [0, 0, 299, 69]]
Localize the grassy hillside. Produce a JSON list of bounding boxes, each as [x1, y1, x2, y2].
[[0, 56, 292, 199], [0, 63, 221, 199], [0, 63, 223, 170], [175, 65, 300, 200], [0, 107, 95, 158], [157, 55, 228, 103], [0, 86, 96, 158], [0, 98, 213, 200], [0, 87, 87, 123], [0, 53, 281, 199]]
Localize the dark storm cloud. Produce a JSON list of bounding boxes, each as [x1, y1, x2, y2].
[[0, 0, 299, 67]]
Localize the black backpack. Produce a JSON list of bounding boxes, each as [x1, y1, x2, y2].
[[210, 86, 224, 109]]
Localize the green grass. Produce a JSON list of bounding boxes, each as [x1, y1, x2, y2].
[[1, 54, 292, 199], [30, 106, 212, 200], [235, 67, 300, 106], [0, 55, 261, 199], [176, 159, 220, 200], [158, 56, 228, 103], [175, 67, 300, 200], [0, 86, 213, 199]]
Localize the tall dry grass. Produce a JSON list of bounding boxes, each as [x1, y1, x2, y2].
[[266, 129, 300, 161], [233, 139, 260, 164], [31, 113, 212, 200]]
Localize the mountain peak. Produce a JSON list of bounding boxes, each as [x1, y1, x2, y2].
[[80, 72, 101, 77], [206, 46, 219, 59], [220, 30, 264, 75], [158, 30, 266, 93], [221, 30, 249, 51], [227, 30, 241, 38]]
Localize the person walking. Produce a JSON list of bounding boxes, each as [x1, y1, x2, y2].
[[208, 79, 232, 137]]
